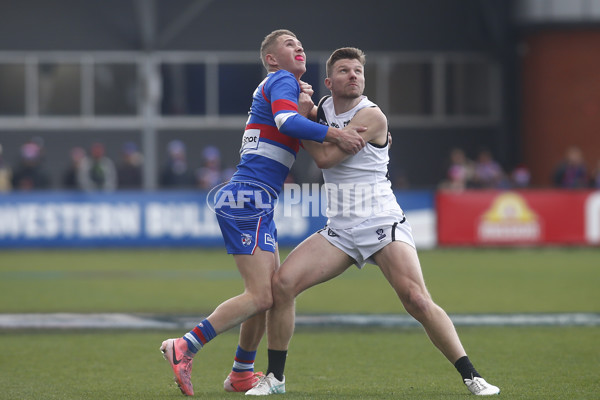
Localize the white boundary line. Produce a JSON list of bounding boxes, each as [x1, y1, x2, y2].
[[0, 313, 598, 330]]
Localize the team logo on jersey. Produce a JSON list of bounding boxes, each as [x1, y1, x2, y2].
[[241, 233, 253, 247], [264, 233, 276, 248], [376, 228, 386, 241]]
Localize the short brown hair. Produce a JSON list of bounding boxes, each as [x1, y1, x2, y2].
[[260, 29, 297, 70], [326, 47, 366, 77]]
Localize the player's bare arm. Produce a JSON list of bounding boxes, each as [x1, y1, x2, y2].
[[303, 107, 387, 169], [321, 124, 366, 157]]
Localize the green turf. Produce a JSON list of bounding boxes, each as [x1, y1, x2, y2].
[[0, 248, 599, 399], [0, 326, 598, 399], [0, 248, 598, 314]]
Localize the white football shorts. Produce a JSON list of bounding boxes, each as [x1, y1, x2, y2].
[[318, 210, 416, 269]]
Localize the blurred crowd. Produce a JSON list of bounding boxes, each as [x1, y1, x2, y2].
[[439, 145, 600, 191], [0, 137, 234, 192], [0, 138, 598, 193], [551, 146, 597, 189], [159, 140, 234, 190]]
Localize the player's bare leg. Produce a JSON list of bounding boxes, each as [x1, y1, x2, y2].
[[247, 234, 352, 396], [162, 247, 277, 396], [238, 313, 267, 355], [374, 241, 499, 395], [225, 245, 281, 392], [269, 234, 352, 350], [207, 247, 278, 333], [374, 241, 465, 362]]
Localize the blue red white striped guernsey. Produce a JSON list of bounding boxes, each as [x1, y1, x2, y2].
[[231, 69, 329, 195]]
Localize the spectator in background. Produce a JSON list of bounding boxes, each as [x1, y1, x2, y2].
[[11, 140, 50, 190], [196, 145, 235, 190], [589, 159, 600, 189], [78, 142, 117, 191], [391, 167, 410, 189], [160, 139, 195, 189], [62, 146, 87, 190], [439, 147, 474, 191], [472, 148, 505, 189], [117, 141, 143, 189], [553, 146, 588, 189], [510, 163, 531, 188], [0, 144, 12, 192]]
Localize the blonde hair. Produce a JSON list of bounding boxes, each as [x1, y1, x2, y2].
[[260, 29, 297, 70], [326, 47, 366, 77]]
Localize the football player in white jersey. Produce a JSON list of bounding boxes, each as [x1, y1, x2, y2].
[[247, 47, 500, 396]]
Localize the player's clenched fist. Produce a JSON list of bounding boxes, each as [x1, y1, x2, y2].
[[336, 125, 366, 154]]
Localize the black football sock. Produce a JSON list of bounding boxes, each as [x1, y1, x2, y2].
[[454, 355, 481, 381], [266, 349, 287, 382]]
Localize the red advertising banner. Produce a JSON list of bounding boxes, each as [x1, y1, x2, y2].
[[437, 190, 600, 246]]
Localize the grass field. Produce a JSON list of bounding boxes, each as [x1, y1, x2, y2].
[[0, 247, 599, 399], [1, 247, 598, 314], [1, 327, 598, 400]]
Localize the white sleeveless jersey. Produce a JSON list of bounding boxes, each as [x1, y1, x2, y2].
[[317, 95, 402, 229]]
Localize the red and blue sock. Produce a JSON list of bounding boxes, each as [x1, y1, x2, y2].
[[232, 345, 257, 373], [183, 319, 217, 353]]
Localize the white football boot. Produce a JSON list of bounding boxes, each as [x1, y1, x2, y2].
[[245, 372, 286, 396], [464, 377, 500, 395]]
